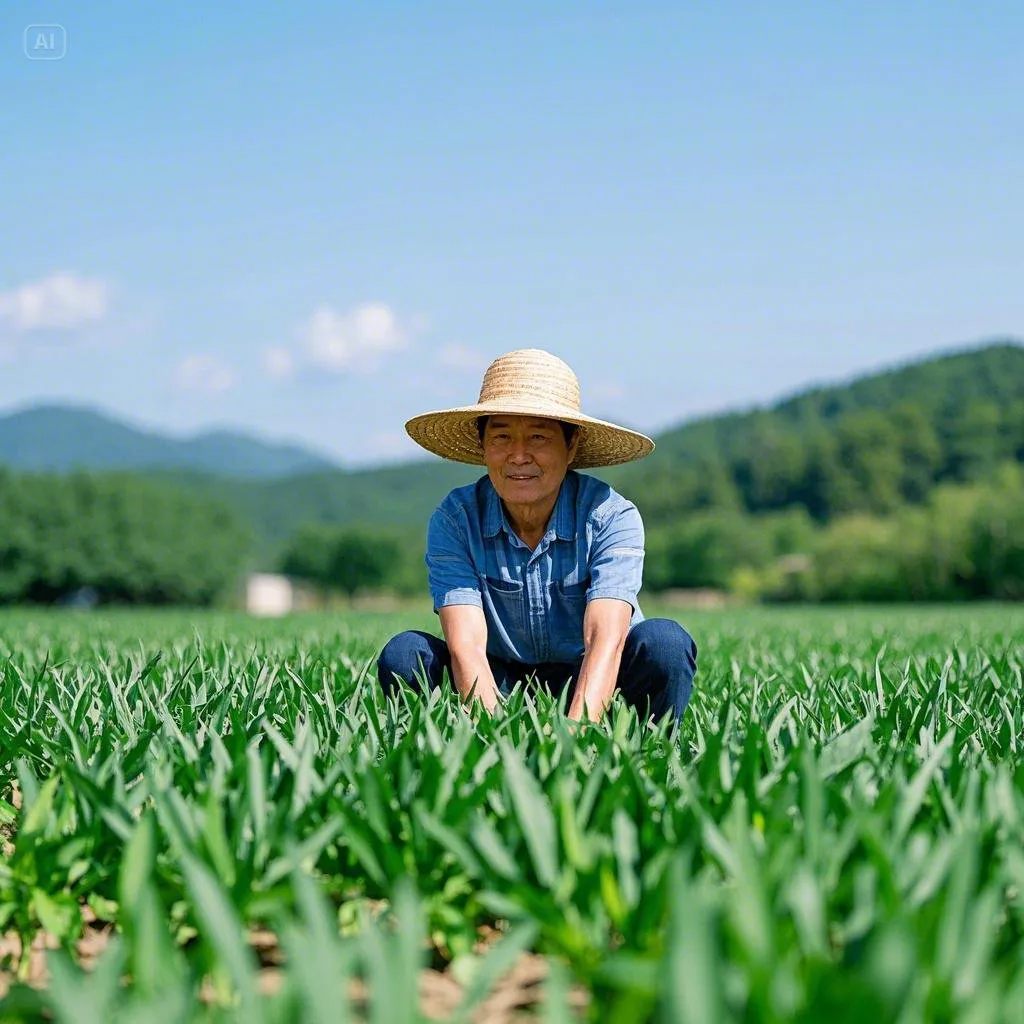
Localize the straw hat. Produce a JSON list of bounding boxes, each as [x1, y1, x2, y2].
[[405, 348, 655, 468]]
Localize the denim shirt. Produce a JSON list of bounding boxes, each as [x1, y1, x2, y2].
[[426, 470, 646, 665]]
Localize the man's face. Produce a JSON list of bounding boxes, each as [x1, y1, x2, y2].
[[482, 415, 578, 513]]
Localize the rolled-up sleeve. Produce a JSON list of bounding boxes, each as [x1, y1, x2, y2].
[[426, 506, 482, 612], [586, 502, 645, 611]]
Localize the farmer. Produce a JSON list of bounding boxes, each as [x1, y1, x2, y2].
[[376, 348, 697, 728]]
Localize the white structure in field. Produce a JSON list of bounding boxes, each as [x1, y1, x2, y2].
[[245, 573, 294, 617]]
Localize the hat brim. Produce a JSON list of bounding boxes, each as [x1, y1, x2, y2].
[[405, 399, 655, 468]]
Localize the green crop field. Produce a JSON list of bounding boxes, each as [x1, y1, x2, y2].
[[1, 604, 1022, 1023]]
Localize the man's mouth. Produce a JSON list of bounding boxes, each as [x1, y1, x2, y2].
[[506, 474, 537, 481]]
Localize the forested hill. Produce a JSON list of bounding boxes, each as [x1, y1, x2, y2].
[[170, 339, 1023, 549], [603, 340, 1024, 525]]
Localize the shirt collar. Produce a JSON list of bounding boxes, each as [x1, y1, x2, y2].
[[482, 472, 578, 541]]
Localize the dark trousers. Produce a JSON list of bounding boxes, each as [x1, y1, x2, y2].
[[376, 618, 697, 728]]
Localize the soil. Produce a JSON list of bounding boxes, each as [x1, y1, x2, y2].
[[0, 910, 589, 1021], [0, 780, 588, 1019]]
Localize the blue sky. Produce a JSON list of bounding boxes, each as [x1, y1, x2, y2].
[[1, 1, 1021, 467]]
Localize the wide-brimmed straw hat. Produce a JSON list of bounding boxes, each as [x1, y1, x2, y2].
[[405, 348, 655, 468]]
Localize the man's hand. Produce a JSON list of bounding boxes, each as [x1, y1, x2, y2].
[[467, 679, 503, 715], [439, 605, 502, 714], [483, 689, 504, 715], [566, 598, 631, 725]]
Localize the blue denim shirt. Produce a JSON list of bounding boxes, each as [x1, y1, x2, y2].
[[426, 470, 646, 665]]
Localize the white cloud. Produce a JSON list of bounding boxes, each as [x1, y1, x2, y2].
[[0, 272, 108, 332], [264, 302, 424, 381], [175, 354, 235, 393], [436, 343, 488, 374], [298, 301, 408, 373], [263, 346, 295, 379]]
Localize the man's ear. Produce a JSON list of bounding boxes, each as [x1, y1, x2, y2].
[[567, 429, 580, 465]]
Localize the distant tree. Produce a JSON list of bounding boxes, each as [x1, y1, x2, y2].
[[327, 530, 402, 597], [942, 401, 1004, 482], [281, 524, 404, 597], [1004, 401, 1024, 462], [966, 464, 1024, 599], [891, 403, 942, 503], [280, 524, 337, 585], [616, 456, 742, 527], [733, 415, 807, 510], [810, 515, 908, 602], [800, 430, 855, 520], [646, 513, 773, 590], [759, 507, 817, 556], [833, 410, 905, 515]]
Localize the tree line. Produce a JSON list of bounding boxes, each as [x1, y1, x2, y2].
[[644, 463, 1024, 601], [0, 470, 251, 605]]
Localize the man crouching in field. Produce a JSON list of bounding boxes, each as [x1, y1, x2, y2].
[[376, 348, 697, 728]]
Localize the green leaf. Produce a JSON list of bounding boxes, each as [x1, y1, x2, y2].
[[280, 871, 352, 1024], [22, 774, 59, 836], [119, 813, 156, 917], [894, 730, 955, 841], [500, 741, 558, 888], [819, 714, 875, 778], [543, 956, 576, 1024], [662, 858, 723, 1024], [32, 889, 79, 942], [612, 810, 640, 914], [46, 940, 126, 1024], [180, 853, 261, 1020], [470, 817, 522, 884]]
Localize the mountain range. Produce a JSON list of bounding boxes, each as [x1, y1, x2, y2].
[[0, 405, 338, 479]]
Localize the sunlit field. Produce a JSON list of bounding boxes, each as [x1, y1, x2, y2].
[[1, 604, 1022, 1022]]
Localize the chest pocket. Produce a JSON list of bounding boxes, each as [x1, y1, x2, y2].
[[549, 577, 588, 617], [483, 574, 525, 633]]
